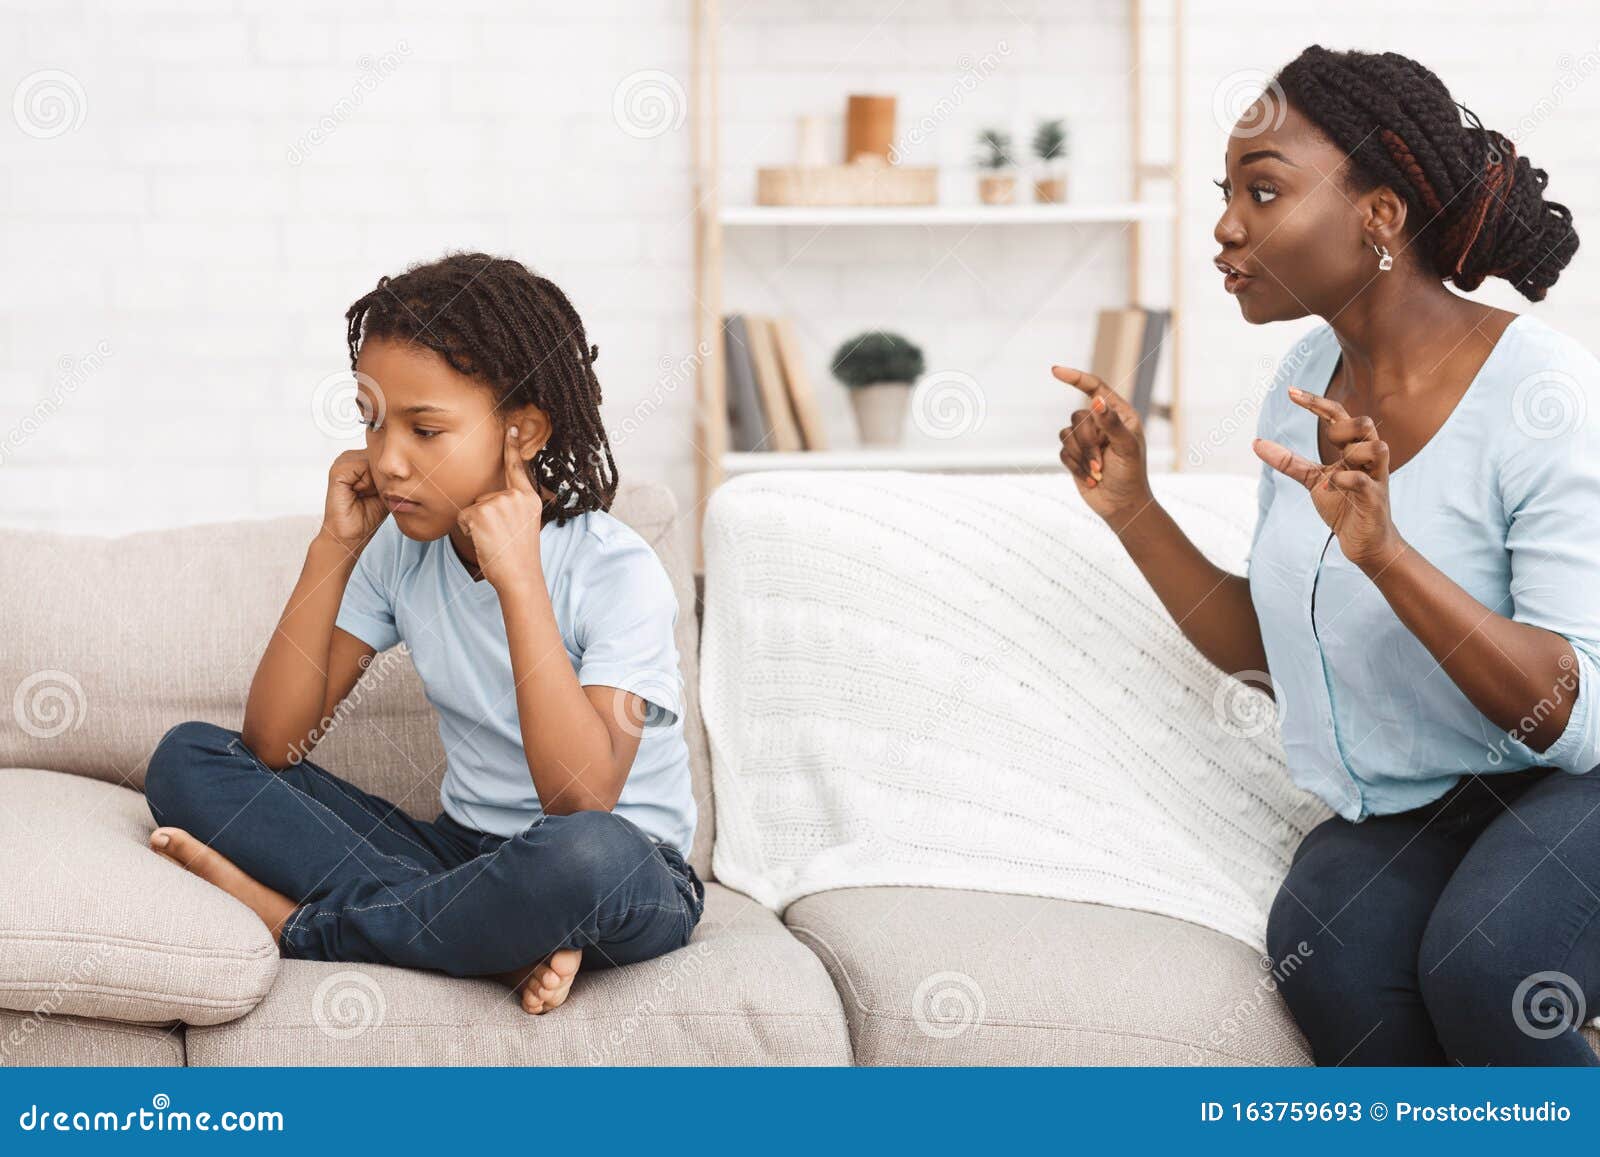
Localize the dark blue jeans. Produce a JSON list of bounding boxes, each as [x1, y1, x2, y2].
[[1267, 764, 1600, 1065], [143, 720, 705, 978]]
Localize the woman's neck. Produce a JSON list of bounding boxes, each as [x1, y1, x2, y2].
[[1323, 277, 1499, 404]]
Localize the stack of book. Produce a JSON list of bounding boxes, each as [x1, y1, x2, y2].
[[723, 315, 828, 453], [1088, 306, 1171, 421]]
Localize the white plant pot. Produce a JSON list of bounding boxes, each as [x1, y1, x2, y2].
[[850, 381, 912, 446]]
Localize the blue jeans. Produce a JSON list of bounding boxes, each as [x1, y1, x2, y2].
[[143, 720, 705, 978], [1267, 764, 1600, 1065]]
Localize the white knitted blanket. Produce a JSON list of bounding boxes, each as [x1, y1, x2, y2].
[[701, 470, 1330, 952]]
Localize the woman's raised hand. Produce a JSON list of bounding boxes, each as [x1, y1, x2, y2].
[[1252, 388, 1402, 572], [320, 448, 389, 552], [1053, 365, 1154, 532]]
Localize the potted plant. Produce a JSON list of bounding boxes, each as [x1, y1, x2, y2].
[[1032, 118, 1069, 203], [830, 331, 925, 446], [974, 128, 1016, 205]]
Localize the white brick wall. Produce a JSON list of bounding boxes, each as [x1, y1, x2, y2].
[[3, 0, 1597, 534]]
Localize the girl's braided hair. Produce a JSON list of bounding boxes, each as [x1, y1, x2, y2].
[[1274, 46, 1578, 301], [344, 251, 617, 525]]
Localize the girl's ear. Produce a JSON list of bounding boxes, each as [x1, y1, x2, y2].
[[507, 404, 553, 457]]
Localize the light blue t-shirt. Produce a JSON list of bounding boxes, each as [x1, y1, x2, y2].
[[1247, 313, 1600, 821], [334, 508, 698, 856]]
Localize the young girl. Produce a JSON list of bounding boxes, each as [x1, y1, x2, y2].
[[1058, 46, 1600, 1064], [143, 252, 703, 1015]]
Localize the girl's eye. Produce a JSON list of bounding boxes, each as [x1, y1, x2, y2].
[[414, 428, 441, 440], [358, 417, 378, 431], [1213, 177, 1277, 204]]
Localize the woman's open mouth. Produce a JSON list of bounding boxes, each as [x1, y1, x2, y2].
[[1214, 257, 1256, 295]]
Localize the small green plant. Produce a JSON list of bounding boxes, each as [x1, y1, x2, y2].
[[830, 331, 925, 388], [1033, 118, 1069, 164], [974, 128, 1014, 171]]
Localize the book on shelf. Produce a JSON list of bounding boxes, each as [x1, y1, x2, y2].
[[770, 318, 828, 451], [1090, 306, 1170, 422], [721, 313, 822, 452], [722, 315, 767, 453]]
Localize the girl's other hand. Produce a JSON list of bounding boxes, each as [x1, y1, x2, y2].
[[1053, 365, 1155, 534], [320, 448, 388, 552]]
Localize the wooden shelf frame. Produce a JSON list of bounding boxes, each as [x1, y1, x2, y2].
[[689, 0, 1186, 558]]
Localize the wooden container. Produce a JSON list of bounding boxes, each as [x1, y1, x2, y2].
[[845, 95, 896, 162], [757, 163, 937, 207]]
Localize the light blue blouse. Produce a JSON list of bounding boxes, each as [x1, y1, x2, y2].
[[1246, 313, 1600, 820]]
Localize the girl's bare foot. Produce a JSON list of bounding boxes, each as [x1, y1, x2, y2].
[[496, 947, 583, 1015], [149, 827, 296, 945]]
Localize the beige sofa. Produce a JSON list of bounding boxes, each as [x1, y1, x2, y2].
[[2, 478, 1367, 1066]]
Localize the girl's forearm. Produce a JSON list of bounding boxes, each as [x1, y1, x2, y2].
[[1112, 500, 1271, 682], [497, 579, 622, 814], [1359, 537, 1577, 752], [241, 533, 356, 767]]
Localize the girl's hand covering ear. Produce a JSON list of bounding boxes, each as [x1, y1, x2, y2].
[[457, 425, 548, 592], [1253, 386, 1404, 572], [321, 448, 389, 552]]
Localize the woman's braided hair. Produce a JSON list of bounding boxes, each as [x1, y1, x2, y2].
[[1274, 46, 1578, 301], [344, 251, 617, 525]]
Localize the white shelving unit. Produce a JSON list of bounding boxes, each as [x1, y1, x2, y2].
[[688, 1, 1185, 558], [718, 203, 1177, 228]]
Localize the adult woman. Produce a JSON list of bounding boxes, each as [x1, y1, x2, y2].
[[1055, 45, 1599, 1064]]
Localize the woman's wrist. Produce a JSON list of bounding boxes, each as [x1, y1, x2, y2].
[[1105, 489, 1162, 542]]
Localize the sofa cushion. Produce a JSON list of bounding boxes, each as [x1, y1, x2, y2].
[[0, 1010, 184, 1066], [0, 481, 715, 882], [784, 886, 1315, 1065], [184, 882, 849, 1065], [0, 768, 279, 1026]]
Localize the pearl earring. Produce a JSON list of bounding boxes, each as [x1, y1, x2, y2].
[[1371, 242, 1394, 272]]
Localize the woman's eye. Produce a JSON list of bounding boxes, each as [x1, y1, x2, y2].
[[1251, 186, 1278, 204], [358, 417, 378, 431], [414, 427, 440, 440]]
